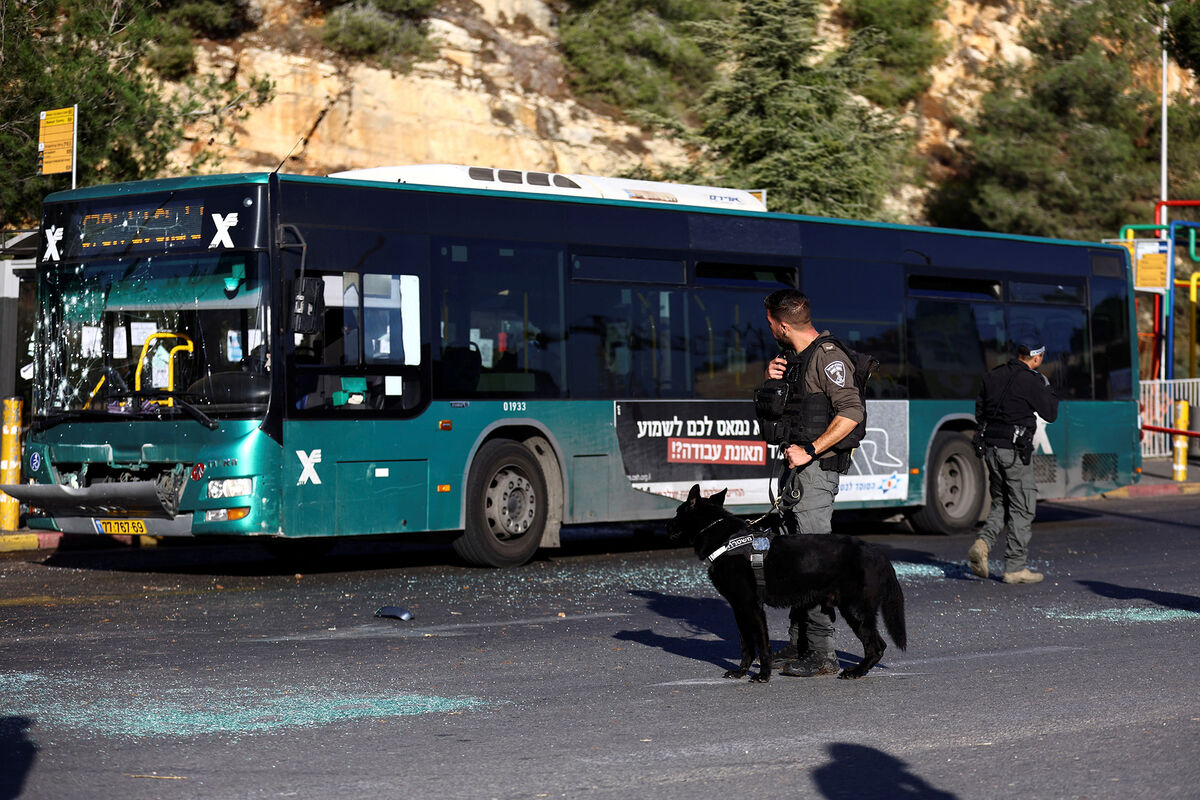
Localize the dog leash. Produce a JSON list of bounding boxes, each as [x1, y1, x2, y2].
[[768, 447, 804, 512]]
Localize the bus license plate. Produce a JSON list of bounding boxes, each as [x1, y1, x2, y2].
[[94, 519, 147, 536]]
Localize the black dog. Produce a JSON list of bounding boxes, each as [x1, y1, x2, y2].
[[667, 484, 907, 682]]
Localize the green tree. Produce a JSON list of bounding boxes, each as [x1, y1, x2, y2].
[[842, 0, 948, 107], [689, 0, 908, 218], [925, 0, 1181, 240], [560, 0, 728, 120], [146, 0, 261, 78], [0, 0, 270, 229], [1166, 0, 1200, 75]]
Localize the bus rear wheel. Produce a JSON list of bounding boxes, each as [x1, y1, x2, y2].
[[909, 431, 986, 535], [454, 439, 549, 567]]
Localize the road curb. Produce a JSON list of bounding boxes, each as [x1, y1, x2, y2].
[[0, 531, 63, 553], [0, 531, 162, 554], [1100, 482, 1200, 499]]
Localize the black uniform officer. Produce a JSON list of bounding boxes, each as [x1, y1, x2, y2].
[[968, 337, 1059, 584]]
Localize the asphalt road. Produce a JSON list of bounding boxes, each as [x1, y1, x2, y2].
[[2, 493, 1199, 800]]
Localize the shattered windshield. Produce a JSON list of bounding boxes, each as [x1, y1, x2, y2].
[[35, 252, 271, 419]]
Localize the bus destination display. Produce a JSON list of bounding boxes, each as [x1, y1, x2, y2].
[[75, 202, 206, 252]]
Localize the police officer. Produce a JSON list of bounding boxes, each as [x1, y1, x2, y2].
[[763, 289, 864, 677], [968, 337, 1059, 584]]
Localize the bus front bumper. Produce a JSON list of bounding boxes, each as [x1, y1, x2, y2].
[[0, 481, 195, 536]]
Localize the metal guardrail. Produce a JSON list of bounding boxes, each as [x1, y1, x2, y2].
[[1141, 379, 1200, 457], [1143, 424, 1200, 437]]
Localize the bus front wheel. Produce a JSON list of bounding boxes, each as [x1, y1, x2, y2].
[[455, 439, 549, 567], [909, 431, 986, 535]]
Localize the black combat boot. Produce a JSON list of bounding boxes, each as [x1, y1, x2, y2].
[[780, 650, 839, 677], [772, 621, 806, 661]]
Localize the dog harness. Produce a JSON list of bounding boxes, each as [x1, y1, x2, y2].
[[704, 526, 778, 602]]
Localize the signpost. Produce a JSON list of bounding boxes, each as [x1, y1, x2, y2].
[[37, 105, 77, 189]]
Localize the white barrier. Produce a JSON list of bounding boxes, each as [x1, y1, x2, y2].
[[1141, 379, 1200, 457]]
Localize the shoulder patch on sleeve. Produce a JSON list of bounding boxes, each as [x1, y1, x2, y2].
[[824, 360, 847, 387]]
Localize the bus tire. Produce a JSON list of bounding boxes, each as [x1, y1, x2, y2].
[[454, 439, 548, 567], [909, 431, 986, 535]]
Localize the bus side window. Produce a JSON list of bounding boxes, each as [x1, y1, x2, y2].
[[604, 321, 631, 376], [1008, 305, 1089, 399], [363, 274, 421, 366], [802, 258, 905, 398], [690, 290, 773, 399], [568, 285, 685, 398], [433, 240, 564, 398], [906, 299, 1001, 399]]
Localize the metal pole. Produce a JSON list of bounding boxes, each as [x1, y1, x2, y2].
[[1173, 400, 1189, 481], [1, 397, 23, 531], [71, 103, 78, 190], [1161, 6, 1169, 230]]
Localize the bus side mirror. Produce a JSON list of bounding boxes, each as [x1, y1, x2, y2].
[[291, 277, 324, 335]]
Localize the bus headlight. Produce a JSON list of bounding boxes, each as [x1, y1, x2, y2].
[[207, 478, 253, 499]]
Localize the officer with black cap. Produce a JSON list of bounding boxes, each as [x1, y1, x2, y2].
[[968, 336, 1059, 584]]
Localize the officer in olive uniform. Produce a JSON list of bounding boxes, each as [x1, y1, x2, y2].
[[763, 289, 864, 677], [968, 337, 1059, 584]]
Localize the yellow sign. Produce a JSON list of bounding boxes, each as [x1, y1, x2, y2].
[[1137, 252, 1169, 289], [37, 106, 75, 175], [1110, 238, 1171, 291]]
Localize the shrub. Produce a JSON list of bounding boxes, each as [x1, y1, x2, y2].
[[166, 2, 239, 39], [323, 1, 433, 66], [373, 0, 437, 20]]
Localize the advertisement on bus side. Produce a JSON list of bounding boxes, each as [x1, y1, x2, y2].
[[613, 400, 909, 505]]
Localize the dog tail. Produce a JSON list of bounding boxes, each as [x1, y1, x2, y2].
[[881, 564, 907, 651]]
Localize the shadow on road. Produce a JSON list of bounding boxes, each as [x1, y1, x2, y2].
[[615, 590, 737, 669], [616, 590, 872, 674], [1077, 580, 1200, 612], [0, 716, 37, 800], [812, 742, 958, 800], [869, 545, 979, 582], [1043, 501, 1200, 531], [36, 524, 689, 577]]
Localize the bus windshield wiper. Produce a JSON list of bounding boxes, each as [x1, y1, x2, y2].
[[161, 393, 220, 430], [103, 390, 220, 430]]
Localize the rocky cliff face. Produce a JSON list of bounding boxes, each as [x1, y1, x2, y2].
[[181, 0, 691, 180], [175, 0, 1191, 222]]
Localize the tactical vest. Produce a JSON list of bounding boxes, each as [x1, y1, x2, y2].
[[782, 336, 848, 471]]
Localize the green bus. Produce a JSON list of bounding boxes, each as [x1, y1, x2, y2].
[[2, 166, 1140, 566]]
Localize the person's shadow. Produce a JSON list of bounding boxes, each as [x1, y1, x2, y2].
[[812, 742, 958, 800], [0, 716, 38, 800], [1077, 580, 1200, 612]]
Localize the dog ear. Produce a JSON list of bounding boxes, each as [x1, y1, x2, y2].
[[687, 483, 701, 507], [711, 488, 727, 508]]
